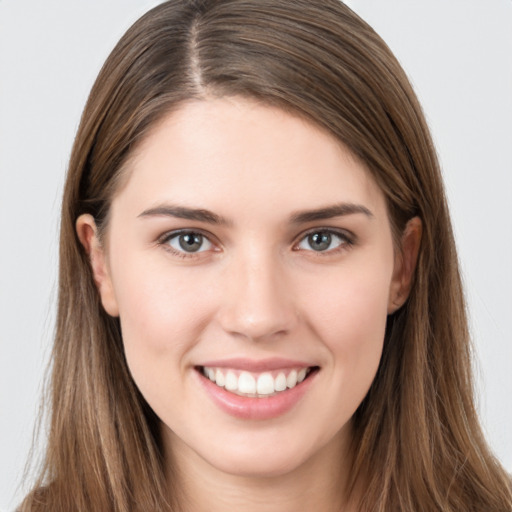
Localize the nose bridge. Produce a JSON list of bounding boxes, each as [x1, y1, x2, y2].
[[218, 245, 297, 341]]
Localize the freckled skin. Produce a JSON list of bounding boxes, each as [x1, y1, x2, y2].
[[81, 97, 413, 509]]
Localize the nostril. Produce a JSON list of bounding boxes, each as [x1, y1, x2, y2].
[[217, 307, 298, 342], [215, 264, 299, 341]]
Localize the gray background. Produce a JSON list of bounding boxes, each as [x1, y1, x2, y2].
[[1, 1, 511, 509]]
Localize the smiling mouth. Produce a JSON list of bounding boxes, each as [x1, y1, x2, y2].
[[197, 366, 319, 398]]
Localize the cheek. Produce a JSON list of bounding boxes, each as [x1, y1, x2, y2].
[[108, 255, 215, 382], [305, 258, 390, 334], [300, 257, 392, 387]]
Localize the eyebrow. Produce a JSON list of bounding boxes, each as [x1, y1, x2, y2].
[[138, 202, 373, 226], [138, 205, 232, 226], [289, 203, 374, 224]]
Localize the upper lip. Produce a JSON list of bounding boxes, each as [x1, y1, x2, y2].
[[198, 357, 316, 373]]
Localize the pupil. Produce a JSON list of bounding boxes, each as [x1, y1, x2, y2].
[[309, 232, 331, 251], [179, 233, 202, 252]]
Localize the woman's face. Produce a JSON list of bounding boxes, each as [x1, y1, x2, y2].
[[80, 97, 414, 479]]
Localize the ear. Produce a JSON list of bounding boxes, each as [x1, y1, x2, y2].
[[388, 216, 422, 314], [76, 214, 119, 317]]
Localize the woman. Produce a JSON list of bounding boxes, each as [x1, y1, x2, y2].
[[19, 0, 512, 511]]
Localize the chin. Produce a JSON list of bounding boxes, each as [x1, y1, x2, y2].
[[205, 448, 310, 479], [196, 425, 342, 480]]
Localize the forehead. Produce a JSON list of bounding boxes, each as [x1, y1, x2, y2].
[[112, 97, 386, 221]]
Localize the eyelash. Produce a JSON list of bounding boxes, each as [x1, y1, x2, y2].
[[157, 229, 217, 259], [294, 228, 355, 255], [157, 227, 355, 259]]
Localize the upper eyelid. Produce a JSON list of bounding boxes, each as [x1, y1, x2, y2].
[[158, 228, 217, 244], [293, 226, 355, 244], [157, 229, 219, 258], [156, 226, 355, 250]]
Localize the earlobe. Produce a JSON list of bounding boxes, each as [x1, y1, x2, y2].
[[388, 217, 422, 314], [76, 214, 120, 317]]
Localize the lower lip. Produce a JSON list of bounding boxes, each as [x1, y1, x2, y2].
[[196, 369, 317, 420]]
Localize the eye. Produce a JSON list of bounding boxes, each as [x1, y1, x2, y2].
[[296, 230, 350, 253], [164, 231, 214, 254]]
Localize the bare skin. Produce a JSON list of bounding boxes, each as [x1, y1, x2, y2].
[[77, 97, 421, 512]]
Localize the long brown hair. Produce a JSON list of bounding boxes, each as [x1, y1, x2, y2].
[[20, 1, 512, 511]]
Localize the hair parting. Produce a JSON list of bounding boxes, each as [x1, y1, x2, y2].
[[20, 1, 512, 511]]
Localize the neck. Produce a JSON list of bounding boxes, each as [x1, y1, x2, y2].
[[163, 426, 359, 512]]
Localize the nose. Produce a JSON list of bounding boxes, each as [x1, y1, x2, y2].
[[217, 251, 298, 342]]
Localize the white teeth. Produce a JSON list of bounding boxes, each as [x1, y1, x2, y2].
[[256, 373, 275, 395], [238, 372, 256, 394], [225, 371, 238, 391], [215, 369, 225, 387], [286, 370, 298, 388], [202, 366, 314, 397], [274, 372, 287, 392]]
